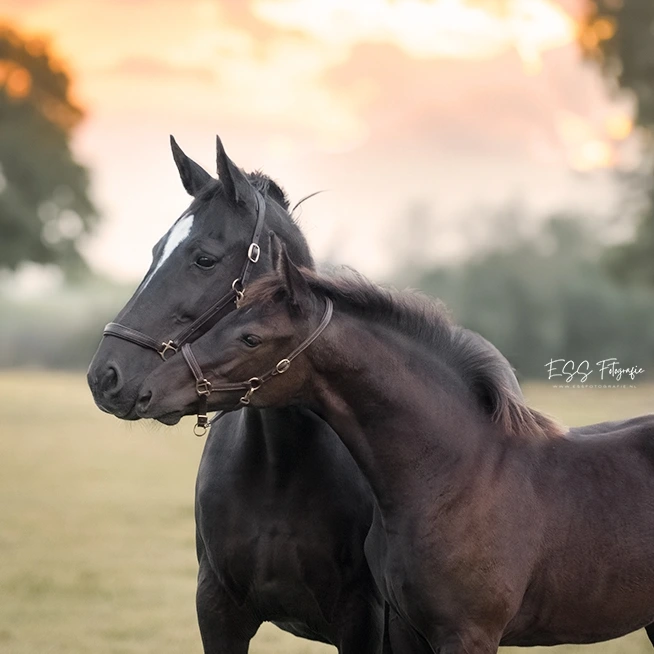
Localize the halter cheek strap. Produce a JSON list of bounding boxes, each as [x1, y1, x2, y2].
[[102, 190, 268, 359], [181, 298, 334, 436]]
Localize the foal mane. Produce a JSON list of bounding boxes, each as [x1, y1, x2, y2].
[[244, 267, 563, 441]]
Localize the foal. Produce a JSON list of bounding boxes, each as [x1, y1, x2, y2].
[[138, 246, 654, 654]]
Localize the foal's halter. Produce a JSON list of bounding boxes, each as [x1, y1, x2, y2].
[[181, 298, 334, 436], [102, 190, 267, 360]]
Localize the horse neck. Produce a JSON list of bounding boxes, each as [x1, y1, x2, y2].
[[239, 406, 336, 475], [307, 312, 494, 517], [244, 407, 301, 468]]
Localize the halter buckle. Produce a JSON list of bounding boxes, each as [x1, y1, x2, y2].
[[232, 278, 244, 305], [275, 358, 291, 375], [196, 378, 213, 396], [247, 243, 261, 263], [159, 340, 179, 360]]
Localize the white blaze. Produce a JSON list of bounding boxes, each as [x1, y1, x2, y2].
[[140, 213, 194, 290]]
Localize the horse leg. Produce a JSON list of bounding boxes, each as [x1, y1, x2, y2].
[[645, 623, 654, 649], [333, 592, 386, 654], [196, 560, 259, 654], [383, 607, 434, 654]]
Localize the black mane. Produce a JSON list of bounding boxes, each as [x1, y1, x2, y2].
[[248, 171, 289, 210], [244, 267, 563, 440]]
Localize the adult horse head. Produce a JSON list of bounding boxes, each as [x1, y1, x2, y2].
[[87, 136, 313, 419]]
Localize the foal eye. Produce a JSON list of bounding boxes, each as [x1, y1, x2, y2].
[[195, 255, 217, 270], [241, 334, 261, 348]]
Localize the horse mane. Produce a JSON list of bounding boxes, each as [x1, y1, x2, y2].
[[243, 267, 564, 441], [247, 171, 290, 211]]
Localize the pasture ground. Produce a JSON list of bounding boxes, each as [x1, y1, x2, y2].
[[0, 371, 653, 654]]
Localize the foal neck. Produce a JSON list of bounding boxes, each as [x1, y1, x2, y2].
[[308, 313, 494, 514]]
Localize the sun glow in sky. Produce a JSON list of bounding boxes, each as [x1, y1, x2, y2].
[[254, 0, 575, 69], [1, 0, 637, 281]]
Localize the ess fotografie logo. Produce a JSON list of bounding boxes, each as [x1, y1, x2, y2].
[[545, 358, 645, 387]]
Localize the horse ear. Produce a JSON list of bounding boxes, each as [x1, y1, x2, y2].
[[276, 242, 311, 311], [170, 135, 212, 196], [269, 231, 283, 269], [216, 135, 255, 207]]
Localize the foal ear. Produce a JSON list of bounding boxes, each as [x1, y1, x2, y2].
[[170, 135, 212, 196], [216, 135, 255, 207], [276, 242, 311, 311]]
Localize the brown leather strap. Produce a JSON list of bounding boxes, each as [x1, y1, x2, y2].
[[182, 343, 208, 387], [238, 192, 267, 290], [181, 344, 215, 437], [103, 322, 166, 353], [171, 291, 238, 349]]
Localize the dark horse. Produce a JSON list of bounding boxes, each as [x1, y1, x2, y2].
[[137, 245, 654, 654], [88, 137, 434, 653]]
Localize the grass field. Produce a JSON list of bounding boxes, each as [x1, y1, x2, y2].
[[1, 372, 653, 654]]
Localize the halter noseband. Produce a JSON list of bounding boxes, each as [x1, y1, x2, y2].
[[102, 190, 267, 359], [181, 298, 334, 436]]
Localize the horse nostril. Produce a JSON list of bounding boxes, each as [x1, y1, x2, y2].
[[136, 391, 153, 416], [99, 365, 121, 393]]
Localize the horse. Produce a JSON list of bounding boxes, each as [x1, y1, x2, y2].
[[135, 242, 654, 654], [87, 136, 434, 653]]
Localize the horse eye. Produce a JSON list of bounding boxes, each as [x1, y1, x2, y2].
[[241, 334, 261, 348], [195, 255, 216, 270]]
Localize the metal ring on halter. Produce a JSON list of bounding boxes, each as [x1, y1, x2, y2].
[[194, 422, 209, 437], [159, 340, 179, 361], [247, 243, 261, 263]]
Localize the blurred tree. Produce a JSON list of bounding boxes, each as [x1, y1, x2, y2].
[[411, 214, 654, 378], [0, 24, 96, 274], [581, 0, 654, 132], [603, 177, 654, 285], [581, 0, 654, 285]]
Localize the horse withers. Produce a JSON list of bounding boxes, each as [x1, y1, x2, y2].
[[136, 243, 654, 654]]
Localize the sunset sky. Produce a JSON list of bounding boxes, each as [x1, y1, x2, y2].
[[2, 0, 638, 281]]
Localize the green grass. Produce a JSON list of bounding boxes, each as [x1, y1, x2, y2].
[[0, 372, 652, 654]]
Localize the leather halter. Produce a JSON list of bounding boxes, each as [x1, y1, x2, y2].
[[102, 190, 267, 360], [181, 298, 334, 436]]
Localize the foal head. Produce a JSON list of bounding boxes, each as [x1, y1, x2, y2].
[[87, 136, 312, 420]]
